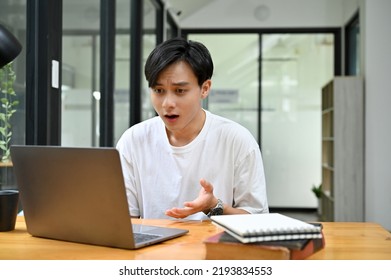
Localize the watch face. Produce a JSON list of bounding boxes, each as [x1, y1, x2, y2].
[[208, 199, 224, 217], [210, 207, 223, 216]]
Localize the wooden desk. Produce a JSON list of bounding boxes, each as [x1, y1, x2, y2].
[[1, 216, 390, 260]]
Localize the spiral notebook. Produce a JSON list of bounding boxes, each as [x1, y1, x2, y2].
[[211, 213, 322, 243]]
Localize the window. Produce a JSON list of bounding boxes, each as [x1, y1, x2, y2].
[[345, 12, 360, 75]]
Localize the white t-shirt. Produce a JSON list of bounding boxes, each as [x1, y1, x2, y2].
[[116, 110, 269, 220]]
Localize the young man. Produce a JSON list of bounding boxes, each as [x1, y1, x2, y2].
[[116, 37, 268, 220]]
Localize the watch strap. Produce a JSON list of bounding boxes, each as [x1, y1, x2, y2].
[[207, 198, 224, 217]]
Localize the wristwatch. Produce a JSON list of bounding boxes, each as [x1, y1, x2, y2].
[[207, 198, 224, 217]]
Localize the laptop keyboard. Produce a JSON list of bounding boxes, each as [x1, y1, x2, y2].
[[134, 232, 162, 244]]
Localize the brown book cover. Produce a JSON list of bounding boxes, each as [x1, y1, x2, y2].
[[204, 230, 325, 260]]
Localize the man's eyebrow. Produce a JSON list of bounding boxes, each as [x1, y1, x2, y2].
[[173, 81, 190, 86], [154, 81, 190, 86]]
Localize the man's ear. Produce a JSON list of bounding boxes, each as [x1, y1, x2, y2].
[[201, 80, 211, 99]]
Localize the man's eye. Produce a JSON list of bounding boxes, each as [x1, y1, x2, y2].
[[176, 88, 186, 94], [153, 88, 164, 94]]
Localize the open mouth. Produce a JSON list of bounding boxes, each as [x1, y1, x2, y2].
[[165, 114, 179, 120]]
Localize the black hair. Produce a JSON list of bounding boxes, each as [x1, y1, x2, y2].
[[144, 37, 214, 87]]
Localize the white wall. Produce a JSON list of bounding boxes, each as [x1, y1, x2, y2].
[[180, 0, 347, 28], [360, 0, 391, 230]]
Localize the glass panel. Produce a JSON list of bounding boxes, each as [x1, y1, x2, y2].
[[115, 0, 131, 144], [0, 0, 26, 192], [114, 34, 130, 144], [346, 17, 360, 75], [188, 34, 260, 141], [62, 0, 100, 147], [115, 0, 158, 144], [142, 34, 157, 121], [62, 36, 98, 147], [261, 34, 334, 208], [142, 0, 158, 121]]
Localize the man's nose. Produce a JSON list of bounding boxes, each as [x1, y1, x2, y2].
[[162, 92, 176, 108]]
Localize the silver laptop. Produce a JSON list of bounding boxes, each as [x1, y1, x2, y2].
[[10, 145, 188, 249]]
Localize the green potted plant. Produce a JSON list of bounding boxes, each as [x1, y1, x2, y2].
[[0, 62, 19, 163], [311, 184, 322, 199], [311, 184, 322, 216]]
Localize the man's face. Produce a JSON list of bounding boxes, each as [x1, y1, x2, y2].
[[150, 61, 210, 139]]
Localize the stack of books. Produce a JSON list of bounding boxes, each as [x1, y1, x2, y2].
[[204, 213, 325, 260]]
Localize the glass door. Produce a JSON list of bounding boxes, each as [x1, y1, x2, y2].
[[261, 34, 334, 208], [188, 32, 335, 209], [63, 0, 161, 147]]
